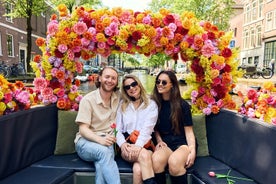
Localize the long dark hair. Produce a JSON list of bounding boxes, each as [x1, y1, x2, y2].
[[152, 70, 183, 135]]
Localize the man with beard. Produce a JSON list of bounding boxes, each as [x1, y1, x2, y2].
[[74, 66, 121, 184]]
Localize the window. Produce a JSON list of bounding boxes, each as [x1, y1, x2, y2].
[[242, 58, 247, 65], [250, 29, 255, 47], [7, 34, 14, 57], [266, 12, 273, 31], [274, 10, 276, 29], [5, 3, 13, 22], [254, 56, 259, 66], [264, 41, 276, 65], [243, 29, 249, 49], [245, 4, 251, 23], [256, 26, 262, 46], [248, 57, 253, 65], [252, 1, 257, 20], [258, 0, 263, 18]]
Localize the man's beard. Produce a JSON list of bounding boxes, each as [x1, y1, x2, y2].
[[101, 82, 117, 92]]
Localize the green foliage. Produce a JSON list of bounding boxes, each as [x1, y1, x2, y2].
[[147, 53, 171, 67], [1, 0, 49, 18], [121, 53, 140, 67], [149, 0, 235, 30], [127, 57, 140, 67]]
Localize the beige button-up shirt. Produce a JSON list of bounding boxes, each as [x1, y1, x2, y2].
[[74, 88, 120, 143]]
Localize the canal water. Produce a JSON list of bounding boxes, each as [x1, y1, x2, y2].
[[78, 70, 157, 94]]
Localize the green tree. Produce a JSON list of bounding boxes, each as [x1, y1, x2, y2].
[[50, 0, 102, 13], [121, 53, 140, 67], [146, 53, 171, 68], [1, 0, 50, 72], [149, 0, 235, 30]]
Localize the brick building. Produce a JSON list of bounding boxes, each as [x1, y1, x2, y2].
[[230, 0, 276, 69], [0, 2, 51, 72]]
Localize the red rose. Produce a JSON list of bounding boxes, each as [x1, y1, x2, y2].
[[221, 48, 232, 58], [163, 14, 175, 25], [132, 31, 142, 42]]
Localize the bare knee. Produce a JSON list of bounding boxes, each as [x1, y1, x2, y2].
[[138, 149, 152, 163], [152, 153, 167, 172], [168, 156, 186, 175]]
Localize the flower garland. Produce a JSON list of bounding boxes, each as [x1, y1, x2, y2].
[[238, 81, 276, 124], [28, 4, 242, 114]]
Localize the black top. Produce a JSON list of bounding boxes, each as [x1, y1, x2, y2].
[[156, 99, 193, 136]]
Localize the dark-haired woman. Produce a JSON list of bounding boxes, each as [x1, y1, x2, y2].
[[151, 70, 196, 184], [116, 74, 158, 184]]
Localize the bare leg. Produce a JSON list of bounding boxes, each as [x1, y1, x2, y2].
[[168, 145, 190, 176], [152, 146, 172, 173], [137, 149, 155, 180], [133, 162, 143, 184]]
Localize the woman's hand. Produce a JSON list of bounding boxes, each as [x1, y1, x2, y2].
[[155, 141, 167, 150], [185, 147, 196, 168], [121, 142, 131, 153], [121, 143, 142, 162]]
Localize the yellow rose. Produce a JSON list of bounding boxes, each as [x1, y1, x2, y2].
[[0, 91, 4, 100], [0, 102, 6, 112]]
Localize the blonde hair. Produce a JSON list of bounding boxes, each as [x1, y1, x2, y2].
[[120, 74, 149, 112]]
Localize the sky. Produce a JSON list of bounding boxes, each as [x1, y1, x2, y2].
[[101, 0, 152, 12]]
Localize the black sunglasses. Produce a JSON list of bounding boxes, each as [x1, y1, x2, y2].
[[155, 80, 169, 86], [124, 81, 138, 90]]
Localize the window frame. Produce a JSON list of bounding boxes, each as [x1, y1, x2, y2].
[[5, 3, 13, 23], [7, 34, 14, 57]]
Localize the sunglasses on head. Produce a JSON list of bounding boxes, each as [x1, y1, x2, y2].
[[155, 80, 169, 86], [123, 81, 138, 90]]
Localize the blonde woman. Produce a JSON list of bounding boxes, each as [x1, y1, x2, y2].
[[116, 74, 158, 184]]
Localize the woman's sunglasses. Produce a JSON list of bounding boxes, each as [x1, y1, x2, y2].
[[123, 81, 138, 90], [155, 80, 169, 86]]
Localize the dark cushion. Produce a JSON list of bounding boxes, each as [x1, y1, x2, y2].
[[0, 167, 73, 184], [192, 156, 230, 171], [191, 157, 256, 184], [0, 105, 58, 179], [32, 154, 95, 172], [32, 154, 133, 173], [115, 156, 133, 173], [206, 109, 276, 184], [193, 168, 256, 184]]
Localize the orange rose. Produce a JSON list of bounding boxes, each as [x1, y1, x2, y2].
[[35, 37, 45, 47]]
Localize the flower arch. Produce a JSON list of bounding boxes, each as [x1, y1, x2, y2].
[[31, 4, 242, 114]]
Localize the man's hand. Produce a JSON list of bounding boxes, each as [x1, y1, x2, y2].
[[99, 134, 116, 146]]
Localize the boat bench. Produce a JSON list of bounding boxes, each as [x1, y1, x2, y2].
[[0, 105, 275, 184]]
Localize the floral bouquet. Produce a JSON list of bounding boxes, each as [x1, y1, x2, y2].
[[32, 77, 82, 111], [0, 75, 37, 116], [238, 81, 276, 125]]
